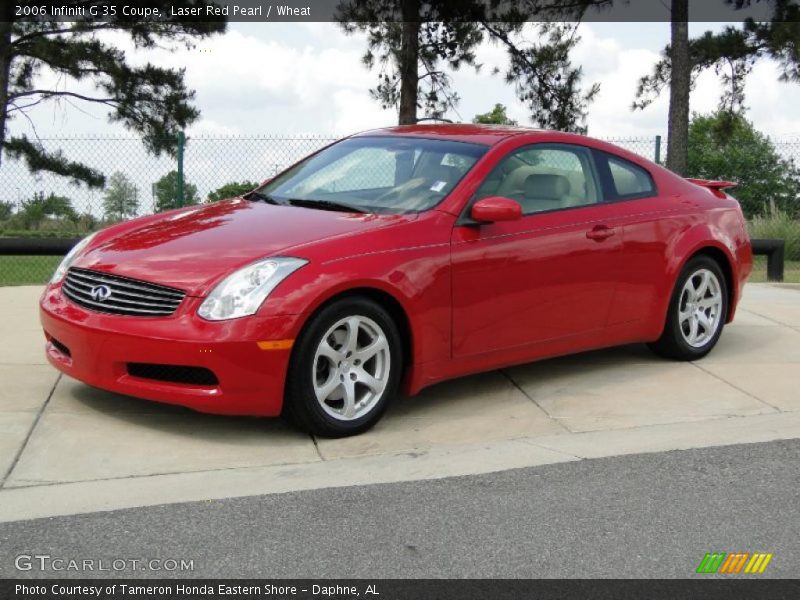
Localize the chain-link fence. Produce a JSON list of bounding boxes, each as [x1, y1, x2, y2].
[[0, 134, 338, 227], [1, 133, 799, 285]]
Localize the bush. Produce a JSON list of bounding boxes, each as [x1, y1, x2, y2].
[[154, 170, 199, 212], [207, 181, 258, 203], [749, 209, 800, 260], [688, 111, 800, 218], [473, 104, 518, 126]]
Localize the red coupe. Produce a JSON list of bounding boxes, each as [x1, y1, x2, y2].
[[40, 125, 753, 437]]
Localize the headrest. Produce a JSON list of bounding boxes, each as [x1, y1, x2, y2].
[[524, 174, 571, 200]]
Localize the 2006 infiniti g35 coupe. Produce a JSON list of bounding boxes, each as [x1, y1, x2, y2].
[[40, 125, 753, 437]]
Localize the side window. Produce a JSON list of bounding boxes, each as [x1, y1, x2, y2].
[[596, 152, 656, 200], [474, 144, 599, 215]]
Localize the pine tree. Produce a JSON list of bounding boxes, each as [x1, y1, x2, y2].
[[103, 172, 139, 221], [633, 0, 800, 175], [337, 1, 605, 132], [0, 2, 225, 186]]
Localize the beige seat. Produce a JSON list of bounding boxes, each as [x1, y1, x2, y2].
[[496, 165, 538, 198], [521, 173, 571, 213]]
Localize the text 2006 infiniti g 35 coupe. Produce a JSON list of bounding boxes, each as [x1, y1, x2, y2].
[[40, 125, 752, 437]]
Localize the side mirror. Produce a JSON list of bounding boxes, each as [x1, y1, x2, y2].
[[470, 196, 522, 223]]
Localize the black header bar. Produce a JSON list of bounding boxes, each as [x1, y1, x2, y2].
[[8, 0, 800, 23], [4, 579, 800, 600]]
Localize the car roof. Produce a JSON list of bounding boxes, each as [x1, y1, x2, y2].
[[352, 123, 575, 146], [349, 124, 664, 175]]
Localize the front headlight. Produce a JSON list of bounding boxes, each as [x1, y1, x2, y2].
[[198, 257, 308, 321], [51, 232, 98, 284]]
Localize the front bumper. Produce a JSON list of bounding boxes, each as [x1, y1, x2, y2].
[[39, 285, 302, 416]]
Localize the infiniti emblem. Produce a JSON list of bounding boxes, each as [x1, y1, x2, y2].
[[90, 284, 112, 302]]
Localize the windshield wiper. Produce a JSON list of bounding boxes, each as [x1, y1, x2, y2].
[[246, 191, 283, 205], [286, 198, 369, 214]]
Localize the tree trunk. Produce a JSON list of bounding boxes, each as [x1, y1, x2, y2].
[[666, 0, 690, 176], [398, 1, 419, 125], [0, 14, 14, 168]]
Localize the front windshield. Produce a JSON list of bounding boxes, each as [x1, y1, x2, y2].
[[252, 136, 488, 214]]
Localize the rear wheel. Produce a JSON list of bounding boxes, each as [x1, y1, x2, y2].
[[648, 255, 728, 360], [282, 297, 402, 437]]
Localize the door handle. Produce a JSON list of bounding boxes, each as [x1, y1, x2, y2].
[[586, 225, 616, 241]]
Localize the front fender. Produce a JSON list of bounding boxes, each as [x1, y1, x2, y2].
[[259, 244, 453, 370]]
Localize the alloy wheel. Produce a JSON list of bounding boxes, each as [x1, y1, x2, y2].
[[312, 315, 391, 421], [678, 268, 723, 348]]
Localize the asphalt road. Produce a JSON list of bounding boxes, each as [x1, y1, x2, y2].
[[1, 439, 798, 579]]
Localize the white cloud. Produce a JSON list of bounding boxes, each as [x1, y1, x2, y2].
[[328, 89, 394, 134], [8, 24, 390, 138], [443, 22, 800, 141], [574, 25, 668, 137], [8, 22, 800, 142], [6, 21, 800, 218], [186, 119, 242, 137]]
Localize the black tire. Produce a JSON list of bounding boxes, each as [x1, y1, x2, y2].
[[282, 297, 403, 437], [648, 255, 729, 361]]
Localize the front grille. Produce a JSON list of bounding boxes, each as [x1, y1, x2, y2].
[[127, 363, 219, 386], [63, 268, 186, 316]]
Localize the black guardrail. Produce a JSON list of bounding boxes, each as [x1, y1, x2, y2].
[[0, 237, 81, 256], [751, 238, 785, 282]]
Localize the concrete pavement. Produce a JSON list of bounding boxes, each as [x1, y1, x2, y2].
[[1, 283, 799, 522]]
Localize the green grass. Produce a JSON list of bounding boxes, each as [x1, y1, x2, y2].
[[0, 255, 61, 286], [1, 253, 799, 287], [749, 257, 800, 284], [748, 210, 800, 261]]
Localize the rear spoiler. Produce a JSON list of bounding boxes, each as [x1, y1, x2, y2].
[[686, 178, 738, 196]]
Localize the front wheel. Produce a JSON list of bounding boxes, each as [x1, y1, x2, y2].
[[648, 255, 729, 361], [282, 297, 402, 437]]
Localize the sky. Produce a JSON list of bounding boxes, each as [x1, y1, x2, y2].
[[10, 21, 800, 141], [4, 20, 800, 214]]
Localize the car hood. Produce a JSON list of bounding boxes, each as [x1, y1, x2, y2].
[[74, 198, 413, 296]]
